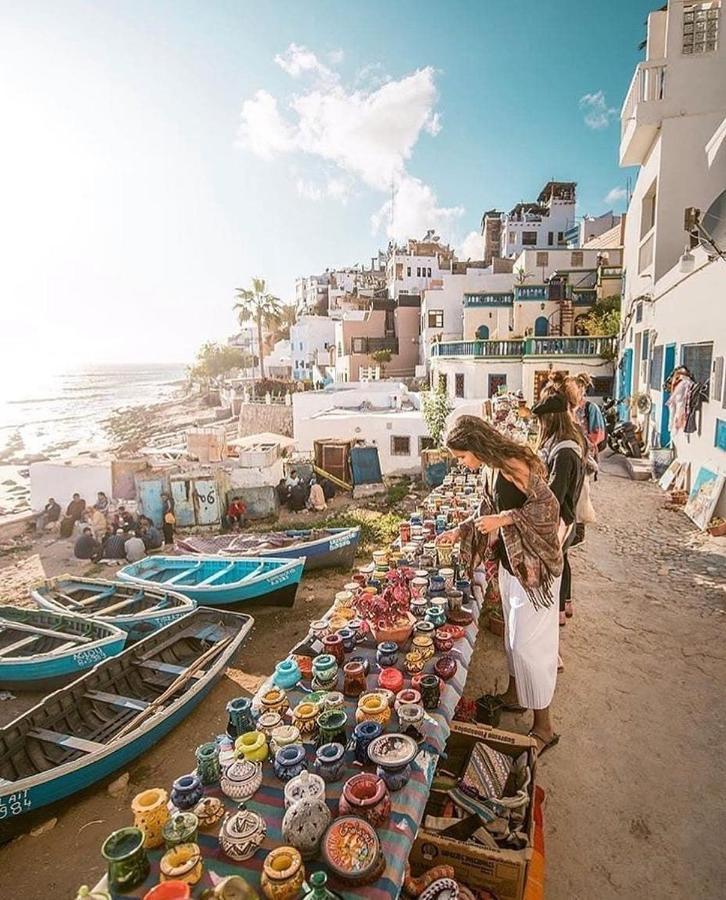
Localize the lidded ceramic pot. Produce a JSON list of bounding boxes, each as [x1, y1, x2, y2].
[[220, 759, 263, 802], [162, 813, 198, 850], [261, 846, 305, 900], [131, 787, 169, 849], [338, 772, 391, 827], [192, 797, 225, 831], [219, 804, 267, 862], [434, 655, 457, 682], [284, 769, 326, 810], [281, 793, 331, 860]]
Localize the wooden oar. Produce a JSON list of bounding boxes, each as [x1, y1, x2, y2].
[[0, 620, 91, 644], [111, 636, 233, 743]]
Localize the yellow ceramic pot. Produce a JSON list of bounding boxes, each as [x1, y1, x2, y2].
[[261, 846, 305, 899], [159, 842, 203, 885], [412, 635, 435, 662], [355, 693, 392, 726], [235, 730, 269, 763], [405, 650, 426, 675], [334, 590, 354, 608], [131, 788, 169, 849], [259, 687, 289, 717], [291, 701, 320, 739]]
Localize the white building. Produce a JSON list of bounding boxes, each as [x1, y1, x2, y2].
[[385, 236, 456, 298], [295, 274, 330, 315], [498, 181, 577, 259], [566, 211, 623, 247], [617, 0, 726, 512], [289, 316, 337, 383], [265, 339, 293, 379]]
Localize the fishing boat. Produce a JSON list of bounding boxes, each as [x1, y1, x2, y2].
[[174, 525, 360, 571], [0, 609, 252, 840], [117, 555, 304, 608], [31, 577, 196, 642], [0, 607, 127, 691]]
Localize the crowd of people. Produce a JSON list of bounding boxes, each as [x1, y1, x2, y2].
[[439, 371, 605, 756], [275, 469, 335, 513]]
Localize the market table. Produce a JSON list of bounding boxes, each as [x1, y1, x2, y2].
[[95, 580, 485, 899]]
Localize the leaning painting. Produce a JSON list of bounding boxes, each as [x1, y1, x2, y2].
[[684, 466, 725, 530]]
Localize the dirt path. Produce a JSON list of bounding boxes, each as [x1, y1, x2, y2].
[[0, 463, 724, 898]]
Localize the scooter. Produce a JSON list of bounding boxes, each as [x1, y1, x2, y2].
[[601, 398, 644, 458]]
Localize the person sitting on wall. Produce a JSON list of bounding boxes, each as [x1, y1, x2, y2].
[[94, 491, 109, 512], [102, 528, 127, 560], [223, 498, 247, 532], [140, 519, 163, 550], [36, 497, 61, 532], [124, 529, 146, 563], [60, 493, 87, 538], [74, 526, 101, 562]]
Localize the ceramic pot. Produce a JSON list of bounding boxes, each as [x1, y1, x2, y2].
[[414, 619, 436, 637], [235, 730, 268, 763], [208, 875, 259, 899], [162, 813, 198, 849], [428, 574, 446, 595], [397, 702, 426, 739], [316, 708, 348, 747], [404, 650, 425, 675], [378, 666, 404, 694], [348, 655, 369, 675], [434, 655, 457, 682], [375, 641, 398, 668], [216, 734, 235, 768], [281, 795, 331, 860], [259, 687, 289, 718], [322, 691, 345, 712], [292, 653, 313, 679], [220, 759, 263, 802], [410, 578, 428, 599], [336, 627, 356, 653], [437, 544, 454, 567], [343, 581, 361, 597], [350, 720, 382, 766], [309, 619, 330, 641], [446, 589, 464, 613], [159, 843, 202, 885], [347, 618, 365, 643], [273, 658, 302, 689], [437, 623, 465, 643], [273, 744, 307, 782], [355, 692, 391, 726], [334, 589, 354, 608], [342, 661, 367, 697], [420, 674, 441, 710], [352, 572, 368, 588], [433, 629, 454, 654], [261, 846, 305, 900], [425, 606, 447, 628], [322, 633, 345, 665], [257, 711, 284, 741], [367, 732, 419, 792], [170, 775, 203, 812], [311, 654, 338, 691], [270, 724, 301, 756], [142, 882, 190, 900], [338, 772, 391, 827], [369, 613, 415, 645], [438, 567, 455, 590], [226, 697, 256, 740], [219, 804, 267, 862], [284, 770, 326, 809], [292, 701, 321, 741], [101, 827, 150, 894], [192, 797, 225, 831], [314, 742, 346, 783], [399, 522, 411, 543], [195, 742, 221, 786], [322, 816, 385, 886], [131, 787, 169, 849], [410, 596, 429, 619], [456, 577, 471, 598]]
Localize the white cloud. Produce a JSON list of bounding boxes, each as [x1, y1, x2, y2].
[[458, 230, 483, 260], [604, 186, 627, 205], [328, 49, 344, 66], [238, 48, 454, 238], [579, 91, 618, 130]]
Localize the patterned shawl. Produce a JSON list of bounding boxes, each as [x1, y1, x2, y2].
[[459, 471, 563, 610]]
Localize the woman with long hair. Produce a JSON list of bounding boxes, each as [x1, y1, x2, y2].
[[439, 415, 563, 754], [533, 392, 586, 628]]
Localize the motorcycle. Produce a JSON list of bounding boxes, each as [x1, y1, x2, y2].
[[601, 397, 644, 458]]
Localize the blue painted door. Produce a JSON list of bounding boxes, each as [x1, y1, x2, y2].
[[350, 446, 383, 485], [170, 479, 196, 527], [660, 343, 676, 447], [193, 477, 221, 525], [136, 477, 165, 527], [618, 348, 634, 421], [534, 316, 549, 336], [476, 324, 489, 339]]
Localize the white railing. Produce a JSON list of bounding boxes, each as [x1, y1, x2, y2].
[[621, 61, 666, 138]]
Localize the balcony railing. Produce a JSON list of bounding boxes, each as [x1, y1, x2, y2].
[[621, 61, 666, 138], [432, 336, 616, 359], [463, 292, 514, 307], [514, 285, 548, 300]]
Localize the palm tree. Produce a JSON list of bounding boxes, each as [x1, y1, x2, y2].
[[234, 278, 283, 380]]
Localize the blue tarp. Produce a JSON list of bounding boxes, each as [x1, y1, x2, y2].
[[350, 445, 383, 485]]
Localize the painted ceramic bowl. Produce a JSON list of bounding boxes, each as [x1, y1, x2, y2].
[[220, 759, 263, 802], [436, 624, 465, 643], [219, 805, 267, 862], [192, 797, 225, 831], [367, 732, 418, 769], [321, 816, 384, 886]]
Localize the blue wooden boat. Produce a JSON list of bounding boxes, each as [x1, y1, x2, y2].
[[0, 609, 252, 840], [117, 555, 305, 608], [31, 576, 196, 643], [0, 607, 127, 691], [174, 525, 360, 571]]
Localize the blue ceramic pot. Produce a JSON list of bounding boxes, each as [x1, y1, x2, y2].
[[273, 743, 307, 782], [273, 658, 302, 689], [226, 697, 255, 740], [376, 641, 398, 668], [456, 578, 471, 599], [376, 761, 412, 792], [314, 742, 346, 783], [337, 628, 356, 653], [425, 607, 447, 628], [428, 574, 446, 596], [351, 721, 383, 765], [170, 774, 203, 811]]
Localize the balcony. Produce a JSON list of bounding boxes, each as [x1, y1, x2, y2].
[[463, 292, 514, 307], [350, 336, 399, 355], [432, 335, 616, 360], [514, 285, 548, 301], [620, 60, 666, 166]]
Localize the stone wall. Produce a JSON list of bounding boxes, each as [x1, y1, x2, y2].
[[237, 403, 293, 439]]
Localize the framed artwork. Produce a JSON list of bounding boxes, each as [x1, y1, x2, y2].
[[684, 467, 725, 531], [659, 459, 682, 491], [715, 419, 726, 452]]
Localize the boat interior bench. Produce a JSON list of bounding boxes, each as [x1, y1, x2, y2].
[[136, 659, 206, 680], [84, 690, 150, 711], [27, 728, 106, 755]]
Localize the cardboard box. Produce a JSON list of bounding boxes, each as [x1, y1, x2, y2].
[[410, 722, 537, 900]]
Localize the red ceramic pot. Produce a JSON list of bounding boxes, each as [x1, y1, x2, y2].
[[323, 633, 345, 665], [378, 667, 404, 694], [343, 661, 367, 697], [338, 773, 391, 828], [436, 624, 465, 643], [434, 655, 457, 682], [433, 629, 454, 653], [410, 672, 426, 693]]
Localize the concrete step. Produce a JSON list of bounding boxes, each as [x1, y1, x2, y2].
[[625, 457, 652, 481]]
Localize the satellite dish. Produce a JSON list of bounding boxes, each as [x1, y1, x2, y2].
[[700, 189, 726, 255]]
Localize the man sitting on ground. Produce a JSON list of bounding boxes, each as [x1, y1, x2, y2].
[[140, 519, 163, 550], [102, 528, 127, 560], [60, 492, 86, 538], [36, 497, 61, 532], [74, 526, 101, 562], [124, 530, 146, 563]]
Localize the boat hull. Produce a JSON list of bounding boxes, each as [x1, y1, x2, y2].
[[0, 634, 127, 692]]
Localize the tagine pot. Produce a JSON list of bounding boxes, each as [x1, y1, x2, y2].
[[162, 813, 198, 849], [338, 772, 391, 828], [219, 804, 267, 862], [261, 846, 306, 900], [281, 794, 331, 860], [220, 759, 263, 802], [192, 797, 225, 831]]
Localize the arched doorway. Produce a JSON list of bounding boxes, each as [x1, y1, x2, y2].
[[476, 324, 490, 339], [534, 316, 549, 336]]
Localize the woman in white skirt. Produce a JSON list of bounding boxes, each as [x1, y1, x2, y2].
[[439, 416, 563, 755]]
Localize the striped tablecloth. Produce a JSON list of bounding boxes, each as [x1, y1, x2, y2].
[[99, 585, 484, 898]]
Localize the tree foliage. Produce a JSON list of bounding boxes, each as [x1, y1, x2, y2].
[[234, 277, 284, 379], [422, 385, 453, 448], [188, 342, 252, 385], [581, 295, 621, 337]]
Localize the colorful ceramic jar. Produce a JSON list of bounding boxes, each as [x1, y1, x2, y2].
[[343, 581, 361, 597], [397, 702, 426, 739], [367, 732, 419, 792], [434, 628, 454, 654], [281, 794, 331, 860], [226, 697, 256, 740], [438, 567, 455, 591], [351, 720, 383, 765], [311, 654, 338, 691], [162, 813, 198, 849], [425, 606, 447, 628], [314, 742, 346, 783], [412, 634, 435, 662], [456, 578, 471, 600], [220, 759, 263, 802], [376, 640, 398, 668], [378, 666, 404, 694], [284, 770, 326, 810], [437, 544, 454, 567], [322, 690, 345, 712], [321, 816, 385, 887], [347, 618, 365, 643], [194, 742, 221, 786], [192, 797, 225, 831], [309, 619, 330, 642], [101, 827, 150, 894], [219, 804, 267, 862], [404, 650, 425, 675], [273, 658, 302, 689], [434, 655, 457, 682], [336, 627, 356, 653], [411, 577, 429, 599], [270, 724, 302, 756], [273, 743, 307, 782], [159, 843, 202, 885], [235, 730, 268, 763], [131, 788, 169, 849], [414, 619, 436, 637], [410, 596, 429, 619], [348, 655, 369, 675], [292, 701, 321, 741], [257, 711, 284, 741], [338, 773, 391, 828], [322, 633, 345, 665], [261, 846, 305, 900], [342, 660, 367, 697], [335, 589, 354, 608], [316, 708, 348, 747], [428, 574, 446, 595], [170, 775, 203, 812], [259, 687, 289, 718], [395, 688, 422, 711], [420, 674, 441, 710], [446, 589, 464, 613], [355, 692, 392, 726]]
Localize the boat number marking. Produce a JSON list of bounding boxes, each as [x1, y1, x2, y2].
[[267, 573, 290, 586], [152, 616, 178, 628], [72, 646, 107, 667], [0, 791, 31, 818], [328, 534, 352, 551]]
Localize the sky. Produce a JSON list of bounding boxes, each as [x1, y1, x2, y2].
[[0, 0, 656, 371]]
